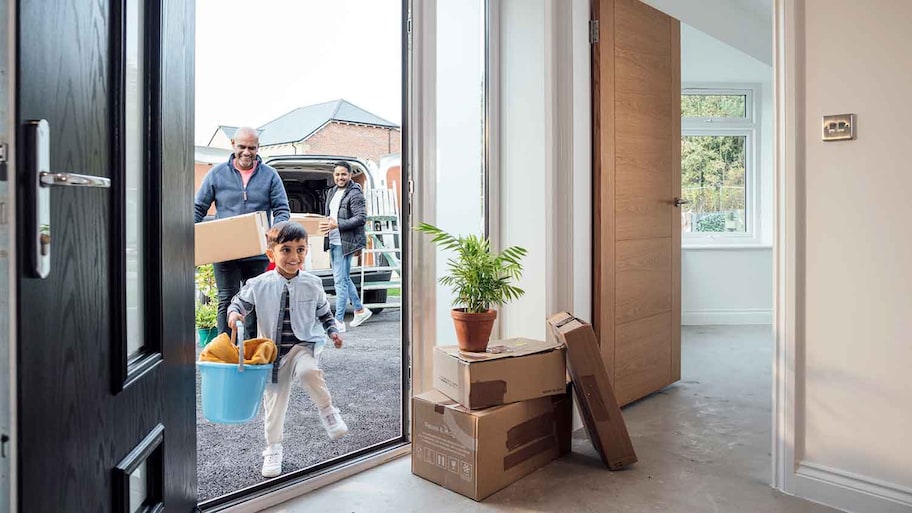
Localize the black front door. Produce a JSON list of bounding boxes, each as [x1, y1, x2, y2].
[[16, 0, 196, 511]]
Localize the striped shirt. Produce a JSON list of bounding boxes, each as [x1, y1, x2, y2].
[[272, 285, 335, 382]]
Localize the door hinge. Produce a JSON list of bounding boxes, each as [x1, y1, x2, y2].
[[589, 20, 599, 44], [0, 142, 7, 163]]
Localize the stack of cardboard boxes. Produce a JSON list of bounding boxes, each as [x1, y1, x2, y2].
[[411, 313, 638, 501]]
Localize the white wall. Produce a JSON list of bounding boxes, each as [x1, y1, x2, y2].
[[434, 0, 485, 345], [641, 0, 772, 65], [800, 0, 912, 501], [680, 23, 774, 325]]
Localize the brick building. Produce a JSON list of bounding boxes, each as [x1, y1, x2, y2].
[[207, 99, 400, 167]]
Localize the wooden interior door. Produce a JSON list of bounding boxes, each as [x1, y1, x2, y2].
[[592, 0, 681, 406]]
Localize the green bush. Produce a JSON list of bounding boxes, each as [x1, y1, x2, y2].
[[195, 301, 217, 329], [696, 212, 726, 232], [195, 264, 216, 301]]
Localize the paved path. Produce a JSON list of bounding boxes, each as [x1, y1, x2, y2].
[[196, 309, 403, 502]]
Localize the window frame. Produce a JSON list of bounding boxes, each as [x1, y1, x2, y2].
[[681, 84, 762, 246]]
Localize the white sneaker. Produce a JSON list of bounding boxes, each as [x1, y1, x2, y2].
[[334, 319, 347, 333], [350, 308, 373, 327], [261, 443, 283, 478], [319, 406, 349, 440]]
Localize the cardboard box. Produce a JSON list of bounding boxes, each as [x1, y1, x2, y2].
[[433, 338, 566, 410], [411, 390, 571, 501], [195, 212, 268, 266], [305, 235, 331, 271], [289, 213, 329, 237], [547, 312, 637, 470]]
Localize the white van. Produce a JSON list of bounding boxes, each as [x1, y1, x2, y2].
[[266, 155, 393, 312]]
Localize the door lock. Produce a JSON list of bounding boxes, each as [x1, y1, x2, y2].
[[23, 120, 111, 279]]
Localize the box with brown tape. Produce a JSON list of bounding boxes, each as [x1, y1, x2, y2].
[[547, 312, 637, 470], [194, 211, 269, 266], [411, 389, 571, 501], [433, 338, 566, 410]]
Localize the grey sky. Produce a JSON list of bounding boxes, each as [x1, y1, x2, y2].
[[195, 0, 402, 145]]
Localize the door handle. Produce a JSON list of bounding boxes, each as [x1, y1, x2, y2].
[[40, 172, 111, 188], [23, 119, 110, 278], [673, 197, 691, 207]]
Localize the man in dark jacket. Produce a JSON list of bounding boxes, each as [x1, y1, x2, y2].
[[194, 126, 290, 335], [319, 161, 372, 331]]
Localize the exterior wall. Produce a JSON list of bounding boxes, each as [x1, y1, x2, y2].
[[801, 0, 912, 494], [208, 129, 232, 150], [291, 121, 401, 166]]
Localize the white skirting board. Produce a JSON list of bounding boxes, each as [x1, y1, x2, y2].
[[681, 309, 772, 325], [792, 462, 912, 513]]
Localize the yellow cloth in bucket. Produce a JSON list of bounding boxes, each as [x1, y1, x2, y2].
[[199, 332, 277, 365]]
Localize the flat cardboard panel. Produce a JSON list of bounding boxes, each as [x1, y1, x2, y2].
[[412, 390, 571, 501], [194, 211, 268, 266], [433, 339, 566, 409], [547, 312, 637, 470], [289, 213, 328, 237]]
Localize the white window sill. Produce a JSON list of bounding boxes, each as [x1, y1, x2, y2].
[[682, 243, 773, 250]]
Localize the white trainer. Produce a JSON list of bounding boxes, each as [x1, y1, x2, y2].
[[350, 308, 373, 327], [261, 443, 283, 478], [319, 406, 349, 440], [334, 319, 347, 333]]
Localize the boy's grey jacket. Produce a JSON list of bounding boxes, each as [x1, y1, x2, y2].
[[227, 270, 338, 354], [322, 182, 366, 256], [194, 155, 291, 224]]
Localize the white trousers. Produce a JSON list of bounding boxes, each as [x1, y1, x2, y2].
[[263, 344, 332, 445]]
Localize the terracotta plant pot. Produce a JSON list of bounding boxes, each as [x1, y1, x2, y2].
[[451, 308, 497, 352]]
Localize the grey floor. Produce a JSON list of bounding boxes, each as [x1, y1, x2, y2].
[[263, 325, 840, 513]]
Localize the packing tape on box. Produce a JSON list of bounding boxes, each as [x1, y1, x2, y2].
[[443, 410, 476, 449], [505, 412, 555, 451], [503, 436, 557, 471], [579, 374, 610, 422], [468, 380, 507, 408]]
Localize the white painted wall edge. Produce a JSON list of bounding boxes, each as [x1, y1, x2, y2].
[[409, 0, 438, 396], [681, 309, 772, 325], [773, 1, 910, 511]]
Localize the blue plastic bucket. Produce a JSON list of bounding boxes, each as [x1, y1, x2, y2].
[[198, 361, 273, 423]]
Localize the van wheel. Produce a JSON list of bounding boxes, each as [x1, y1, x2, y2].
[[363, 289, 387, 315]]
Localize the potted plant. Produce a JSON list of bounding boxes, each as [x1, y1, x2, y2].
[[195, 264, 219, 346], [195, 301, 218, 347], [416, 222, 527, 352]]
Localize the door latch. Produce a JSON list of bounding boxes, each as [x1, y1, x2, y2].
[[24, 120, 111, 278]]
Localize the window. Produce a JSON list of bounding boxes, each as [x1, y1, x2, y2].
[[681, 86, 759, 243]]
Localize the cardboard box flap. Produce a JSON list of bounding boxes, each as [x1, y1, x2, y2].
[[547, 312, 637, 470], [439, 338, 562, 363]]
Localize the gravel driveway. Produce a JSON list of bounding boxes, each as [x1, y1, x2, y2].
[[196, 308, 403, 502]]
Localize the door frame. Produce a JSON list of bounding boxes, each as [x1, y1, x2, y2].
[[1, 0, 16, 509], [201, 1, 414, 511]]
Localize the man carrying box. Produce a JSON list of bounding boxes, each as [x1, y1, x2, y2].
[[194, 126, 290, 335]]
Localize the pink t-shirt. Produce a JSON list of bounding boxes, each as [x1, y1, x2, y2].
[[237, 165, 256, 187]]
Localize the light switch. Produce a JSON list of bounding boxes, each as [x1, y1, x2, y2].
[[822, 114, 856, 141]]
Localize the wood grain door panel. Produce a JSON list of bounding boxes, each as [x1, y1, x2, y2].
[[616, 311, 674, 405], [593, 0, 681, 405]]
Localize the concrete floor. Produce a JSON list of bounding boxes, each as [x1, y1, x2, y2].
[[263, 325, 840, 513]]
